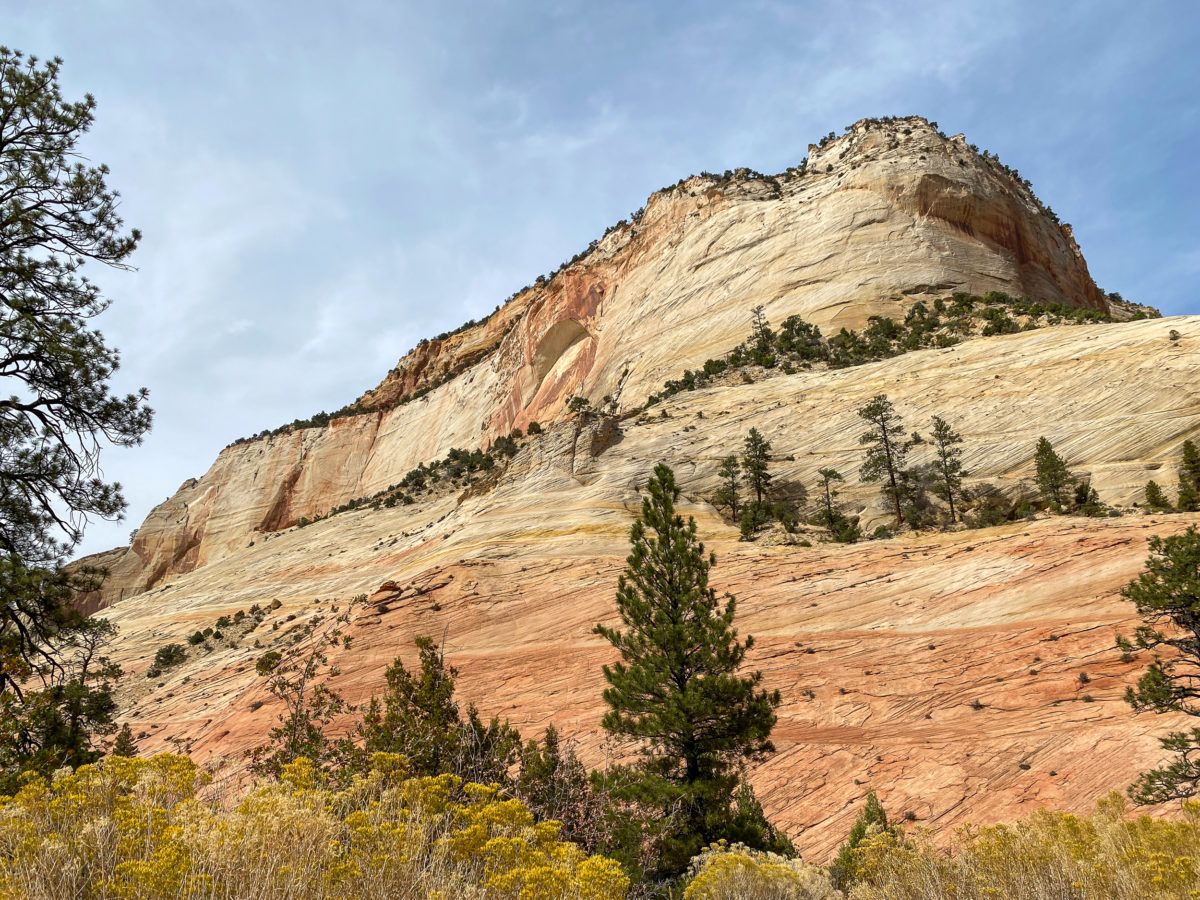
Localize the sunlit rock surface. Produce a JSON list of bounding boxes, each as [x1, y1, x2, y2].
[[85, 116, 1200, 858]]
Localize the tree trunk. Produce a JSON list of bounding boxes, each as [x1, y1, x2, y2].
[[882, 429, 902, 524]]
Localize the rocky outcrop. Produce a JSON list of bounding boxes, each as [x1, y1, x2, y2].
[[80, 116, 1111, 605], [805, 121, 1104, 311]]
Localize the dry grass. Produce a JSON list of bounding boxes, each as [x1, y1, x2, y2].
[[846, 794, 1200, 899]]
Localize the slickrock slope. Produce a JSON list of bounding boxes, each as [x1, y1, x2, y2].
[[101, 315, 1200, 858], [90, 116, 1109, 604]]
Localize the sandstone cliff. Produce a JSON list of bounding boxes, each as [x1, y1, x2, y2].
[[85, 115, 1200, 858], [89, 116, 1107, 604], [101, 314, 1200, 859]]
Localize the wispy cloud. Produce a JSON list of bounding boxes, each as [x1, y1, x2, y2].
[[4, 0, 1196, 554]]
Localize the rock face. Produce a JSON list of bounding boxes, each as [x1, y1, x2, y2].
[[89, 116, 1107, 605], [100, 315, 1200, 858], [86, 116, 1200, 858]]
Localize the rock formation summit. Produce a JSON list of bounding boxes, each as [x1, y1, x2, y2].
[[87, 116, 1200, 857], [95, 116, 1106, 601]]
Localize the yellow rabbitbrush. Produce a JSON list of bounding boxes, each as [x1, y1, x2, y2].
[[846, 794, 1200, 900], [0, 753, 627, 899], [683, 841, 839, 899]]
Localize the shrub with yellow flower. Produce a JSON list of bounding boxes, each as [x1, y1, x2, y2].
[[683, 841, 840, 899], [0, 752, 628, 899], [846, 794, 1200, 900]]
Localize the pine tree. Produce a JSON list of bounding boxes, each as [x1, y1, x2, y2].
[[778, 315, 825, 360], [248, 605, 359, 780], [830, 791, 894, 889], [0, 50, 153, 785], [518, 724, 575, 817], [0, 615, 122, 785], [594, 464, 782, 875], [929, 416, 967, 524], [111, 722, 137, 758], [817, 468, 844, 532], [1177, 440, 1200, 512], [1034, 437, 1075, 512], [714, 456, 741, 521], [360, 636, 520, 783], [1073, 480, 1106, 517], [747, 306, 776, 367], [1145, 480, 1173, 512], [361, 636, 463, 774], [1179, 480, 1200, 514], [0, 49, 152, 571], [750, 305, 774, 352], [897, 464, 937, 529], [741, 429, 772, 507], [0, 50, 153, 737], [738, 505, 762, 541], [1119, 527, 1200, 802], [858, 395, 909, 525]]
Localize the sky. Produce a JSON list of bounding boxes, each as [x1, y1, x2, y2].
[[5, 0, 1199, 557]]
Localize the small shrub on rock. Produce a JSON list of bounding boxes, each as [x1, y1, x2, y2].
[[146, 643, 187, 678]]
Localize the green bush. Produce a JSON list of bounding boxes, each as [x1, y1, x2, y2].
[[739, 502, 770, 540], [831, 517, 862, 543], [147, 643, 187, 677], [651, 295, 1115, 407]]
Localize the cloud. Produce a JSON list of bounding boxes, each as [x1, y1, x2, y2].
[[2, 0, 1194, 556]]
